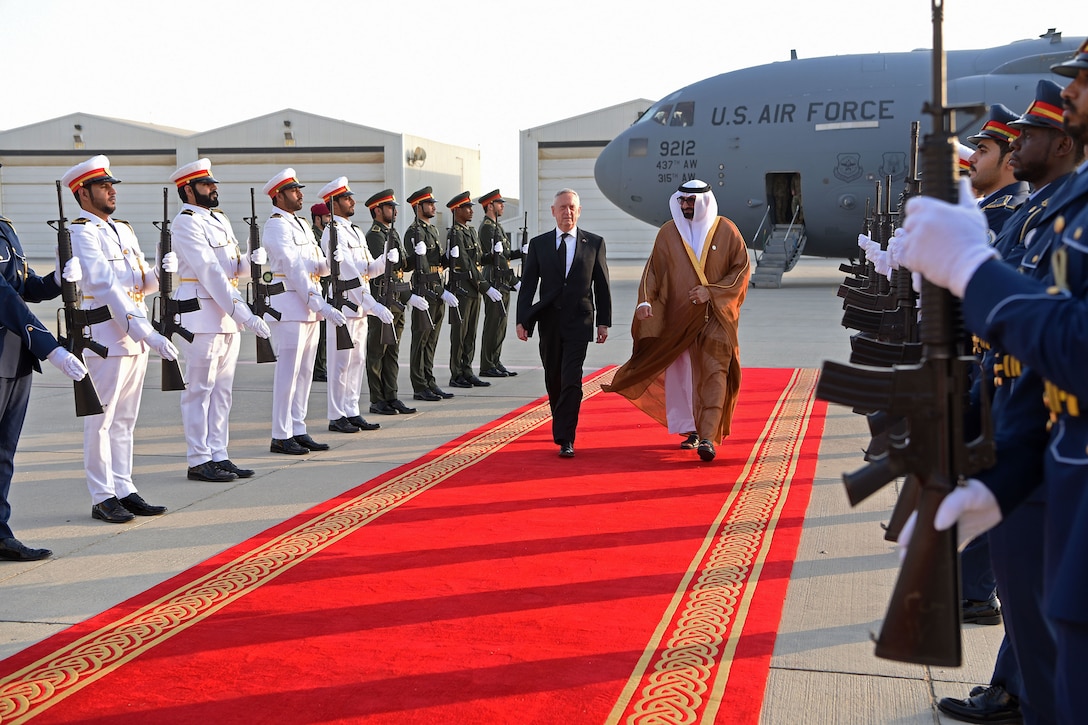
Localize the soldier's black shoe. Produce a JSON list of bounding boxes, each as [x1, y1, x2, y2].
[[497, 364, 517, 377], [215, 459, 255, 478], [270, 438, 309, 455], [389, 399, 416, 414], [293, 434, 330, 451], [430, 386, 455, 399], [119, 493, 167, 516], [466, 374, 491, 387], [188, 461, 237, 482], [697, 439, 716, 462], [680, 432, 699, 450], [91, 497, 136, 523], [559, 442, 575, 458], [0, 537, 52, 561], [937, 684, 1021, 724], [962, 597, 1002, 625], [449, 377, 472, 389], [370, 401, 397, 415], [329, 417, 361, 433], [413, 389, 442, 402], [347, 415, 380, 431], [480, 367, 508, 377]]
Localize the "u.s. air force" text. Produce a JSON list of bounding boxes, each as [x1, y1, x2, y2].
[[711, 100, 895, 126]]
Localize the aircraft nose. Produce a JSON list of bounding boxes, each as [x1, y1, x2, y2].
[[594, 138, 627, 210]]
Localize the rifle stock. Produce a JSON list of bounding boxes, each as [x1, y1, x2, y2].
[[49, 180, 109, 417], [245, 188, 282, 363], [152, 187, 193, 391]]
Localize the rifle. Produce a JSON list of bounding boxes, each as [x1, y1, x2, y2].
[[151, 187, 197, 391], [327, 213, 361, 350], [518, 211, 528, 279], [49, 180, 110, 417], [379, 222, 407, 346], [408, 219, 437, 333], [244, 188, 283, 363], [814, 0, 992, 667], [444, 222, 469, 325]]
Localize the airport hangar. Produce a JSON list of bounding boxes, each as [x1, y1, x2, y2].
[[0, 101, 658, 261]]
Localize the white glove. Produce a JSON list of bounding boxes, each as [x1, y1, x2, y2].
[[46, 346, 88, 381], [407, 294, 429, 311], [161, 251, 179, 273], [413, 241, 427, 256], [245, 314, 271, 339], [521, 243, 529, 254], [320, 303, 347, 327], [449, 246, 460, 259], [898, 478, 1002, 560], [59, 256, 83, 283], [897, 177, 996, 297], [485, 287, 503, 303], [493, 241, 503, 253], [146, 332, 180, 361], [249, 247, 268, 266], [514, 280, 522, 292], [870, 249, 892, 279], [333, 245, 345, 263], [386, 248, 400, 265], [440, 290, 459, 307], [857, 233, 876, 255], [886, 227, 905, 269], [370, 302, 394, 324]]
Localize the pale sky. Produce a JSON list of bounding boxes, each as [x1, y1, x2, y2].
[[0, 0, 1079, 196]]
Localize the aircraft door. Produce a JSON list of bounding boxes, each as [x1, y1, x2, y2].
[[766, 172, 803, 226]]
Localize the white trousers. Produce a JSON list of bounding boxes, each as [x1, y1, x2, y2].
[[327, 315, 368, 420], [83, 351, 147, 504], [664, 349, 696, 435], [269, 319, 319, 439], [180, 332, 240, 466]]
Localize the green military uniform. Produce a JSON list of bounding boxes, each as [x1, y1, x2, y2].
[[405, 211, 446, 395], [364, 192, 411, 411], [446, 192, 485, 387], [478, 214, 521, 376]]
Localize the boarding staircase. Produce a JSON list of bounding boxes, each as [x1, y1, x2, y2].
[[751, 215, 807, 288]]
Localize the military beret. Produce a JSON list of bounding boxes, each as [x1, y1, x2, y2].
[[310, 202, 330, 216]]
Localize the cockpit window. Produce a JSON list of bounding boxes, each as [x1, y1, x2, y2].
[[670, 101, 695, 127], [650, 104, 673, 125]]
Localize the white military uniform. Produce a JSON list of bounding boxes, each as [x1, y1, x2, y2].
[[262, 206, 330, 439], [171, 203, 251, 466], [69, 213, 158, 505], [321, 215, 386, 421]]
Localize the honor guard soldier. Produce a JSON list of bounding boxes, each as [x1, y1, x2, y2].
[[405, 187, 459, 401], [445, 191, 489, 388], [261, 168, 346, 456], [966, 104, 1031, 236], [310, 202, 332, 383], [63, 156, 174, 523], [0, 201, 87, 559], [318, 177, 393, 433], [477, 189, 523, 378], [168, 158, 271, 482], [365, 189, 424, 415]]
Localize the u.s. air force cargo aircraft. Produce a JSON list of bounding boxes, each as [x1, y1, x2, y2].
[[594, 30, 1084, 284]]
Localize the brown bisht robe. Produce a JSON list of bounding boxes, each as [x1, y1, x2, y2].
[[603, 217, 750, 442]]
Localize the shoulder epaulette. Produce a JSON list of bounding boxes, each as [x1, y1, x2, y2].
[[370, 222, 383, 233], [982, 195, 1016, 211], [72, 217, 91, 225], [181, 209, 196, 216], [115, 220, 135, 232], [270, 213, 284, 219], [212, 209, 230, 220]]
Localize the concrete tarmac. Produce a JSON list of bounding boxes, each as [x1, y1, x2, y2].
[[2, 257, 1002, 723]]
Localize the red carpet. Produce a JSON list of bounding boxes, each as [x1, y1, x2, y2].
[[0, 368, 826, 725]]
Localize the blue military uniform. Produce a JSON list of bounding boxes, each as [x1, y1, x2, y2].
[[0, 215, 62, 548]]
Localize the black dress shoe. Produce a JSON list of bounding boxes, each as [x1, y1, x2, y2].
[[370, 401, 397, 415], [937, 684, 1020, 724], [270, 437, 309, 455], [697, 439, 716, 462], [497, 364, 517, 377], [962, 597, 1002, 625], [0, 537, 52, 561], [329, 417, 361, 433], [680, 432, 699, 450], [215, 459, 255, 478], [91, 496, 136, 523], [466, 374, 491, 387], [188, 460, 238, 482], [347, 415, 380, 431], [430, 386, 454, 399], [413, 389, 442, 402], [119, 492, 167, 516], [389, 399, 417, 414], [559, 442, 575, 458], [293, 434, 330, 451], [449, 377, 472, 389], [480, 367, 508, 378]]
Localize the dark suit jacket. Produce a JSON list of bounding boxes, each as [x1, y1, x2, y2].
[[0, 217, 62, 378], [516, 227, 611, 341]]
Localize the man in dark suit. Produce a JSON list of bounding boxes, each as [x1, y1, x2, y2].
[[516, 189, 611, 458]]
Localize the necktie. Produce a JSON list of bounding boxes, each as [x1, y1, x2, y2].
[[558, 232, 568, 276]]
